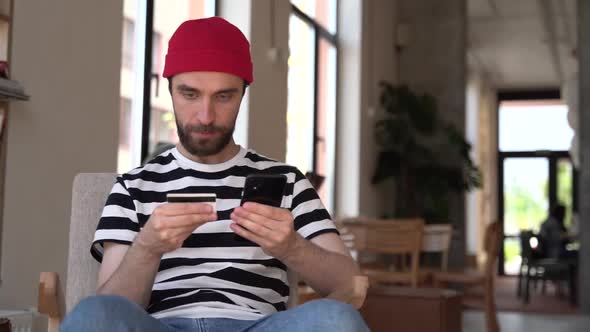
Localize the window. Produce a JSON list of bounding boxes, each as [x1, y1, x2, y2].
[[118, 0, 216, 173], [122, 19, 134, 69], [287, 0, 338, 212], [499, 101, 574, 152]]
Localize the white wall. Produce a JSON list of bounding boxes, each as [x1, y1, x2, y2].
[[0, 0, 122, 308]]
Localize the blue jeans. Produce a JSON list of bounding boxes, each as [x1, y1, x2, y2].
[[60, 295, 369, 332]]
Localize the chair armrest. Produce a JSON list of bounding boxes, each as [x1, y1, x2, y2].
[[326, 275, 369, 309], [38, 272, 64, 332]]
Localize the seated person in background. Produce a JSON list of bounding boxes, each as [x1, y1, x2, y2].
[[539, 204, 577, 260], [60, 17, 368, 332]]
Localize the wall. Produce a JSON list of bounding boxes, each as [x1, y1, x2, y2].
[[357, 0, 398, 218], [397, 0, 467, 267], [466, 71, 498, 257], [0, 0, 122, 308], [247, 0, 289, 162]]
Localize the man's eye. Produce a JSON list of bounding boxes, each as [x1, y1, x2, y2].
[[217, 93, 231, 101], [182, 92, 197, 99]]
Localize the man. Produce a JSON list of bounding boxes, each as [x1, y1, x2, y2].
[[539, 204, 576, 260], [61, 17, 367, 332]]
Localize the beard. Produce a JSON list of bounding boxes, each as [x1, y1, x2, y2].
[[176, 120, 235, 157]]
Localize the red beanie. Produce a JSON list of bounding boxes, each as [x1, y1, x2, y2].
[[163, 17, 253, 84]]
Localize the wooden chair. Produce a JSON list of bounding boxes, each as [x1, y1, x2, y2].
[[415, 224, 454, 285], [343, 218, 425, 288], [433, 221, 501, 332], [517, 230, 576, 305], [37, 173, 369, 332], [422, 224, 453, 271]]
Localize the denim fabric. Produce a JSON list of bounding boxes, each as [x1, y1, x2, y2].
[[60, 295, 369, 332]]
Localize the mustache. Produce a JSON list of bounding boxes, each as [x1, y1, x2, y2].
[[184, 124, 223, 134]]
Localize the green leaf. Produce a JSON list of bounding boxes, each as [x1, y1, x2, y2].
[[371, 150, 402, 184]]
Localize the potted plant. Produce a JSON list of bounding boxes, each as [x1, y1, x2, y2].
[[372, 81, 482, 223]]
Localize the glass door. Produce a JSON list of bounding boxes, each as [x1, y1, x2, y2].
[[497, 98, 575, 275], [501, 157, 549, 275]]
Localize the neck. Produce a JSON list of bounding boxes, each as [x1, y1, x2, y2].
[[177, 140, 241, 164]]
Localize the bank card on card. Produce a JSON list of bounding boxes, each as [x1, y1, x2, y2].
[[166, 193, 216, 209]]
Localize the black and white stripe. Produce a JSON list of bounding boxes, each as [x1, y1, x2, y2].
[[91, 146, 337, 320]]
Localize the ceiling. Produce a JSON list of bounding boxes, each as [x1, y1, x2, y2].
[[468, 0, 577, 90]]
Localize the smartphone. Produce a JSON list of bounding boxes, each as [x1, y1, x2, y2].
[[235, 174, 287, 242], [240, 174, 287, 207]]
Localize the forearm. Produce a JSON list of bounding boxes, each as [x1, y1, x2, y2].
[[97, 242, 162, 308], [283, 234, 360, 297]]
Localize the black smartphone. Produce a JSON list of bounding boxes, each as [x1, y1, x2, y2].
[[235, 174, 287, 242], [240, 174, 287, 207]]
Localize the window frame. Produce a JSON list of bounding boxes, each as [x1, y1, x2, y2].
[[138, 0, 218, 162], [290, 2, 338, 207]]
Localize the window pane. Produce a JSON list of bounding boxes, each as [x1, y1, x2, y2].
[[499, 101, 574, 152], [118, 0, 138, 173], [503, 158, 549, 236], [291, 0, 337, 33], [503, 237, 521, 275], [286, 15, 316, 174], [503, 158, 548, 274], [315, 38, 336, 211]]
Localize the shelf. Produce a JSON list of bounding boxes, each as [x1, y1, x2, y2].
[[0, 88, 28, 101], [0, 78, 29, 101]]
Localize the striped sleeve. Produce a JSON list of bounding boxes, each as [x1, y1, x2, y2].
[[290, 170, 338, 240], [91, 176, 140, 262]]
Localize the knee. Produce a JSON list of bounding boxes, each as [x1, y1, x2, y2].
[[72, 295, 137, 319], [304, 299, 369, 331], [60, 295, 139, 331]]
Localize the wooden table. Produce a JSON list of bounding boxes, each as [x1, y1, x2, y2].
[[360, 285, 462, 332]]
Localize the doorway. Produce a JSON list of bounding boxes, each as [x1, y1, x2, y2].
[[497, 93, 576, 275]]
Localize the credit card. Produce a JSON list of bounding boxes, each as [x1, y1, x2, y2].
[[166, 193, 216, 209]]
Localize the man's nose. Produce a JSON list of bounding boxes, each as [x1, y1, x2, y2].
[[196, 98, 215, 125]]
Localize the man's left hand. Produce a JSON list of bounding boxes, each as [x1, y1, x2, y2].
[[230, 202, 300, 260]]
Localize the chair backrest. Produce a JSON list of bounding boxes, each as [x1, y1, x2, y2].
[[348, 218, 423, 255], [65, 173, 299, 313], [65, 173, 117, 313], [422, 224, 453, 271], [344, 218, 424, 287], [519, 230, 535, 262]]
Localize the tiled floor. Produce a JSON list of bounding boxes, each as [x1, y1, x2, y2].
[[463, 310, 590, 332]]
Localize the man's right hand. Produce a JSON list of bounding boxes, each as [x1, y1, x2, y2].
[[134, 203, 217, 257]]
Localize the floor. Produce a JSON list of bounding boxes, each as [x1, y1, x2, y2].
[[464, 276, 577, 314], [463, 310, 590, 332]]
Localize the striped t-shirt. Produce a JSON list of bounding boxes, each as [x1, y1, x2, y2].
[[91, 146, 337, 320]]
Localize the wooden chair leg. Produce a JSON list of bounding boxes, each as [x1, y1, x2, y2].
[[524, 272, 531, 304], [484, 278, 499, 332], [38, 272, 64, 332], [516, 266, 523, 298], [568, 267, 577, 305]]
